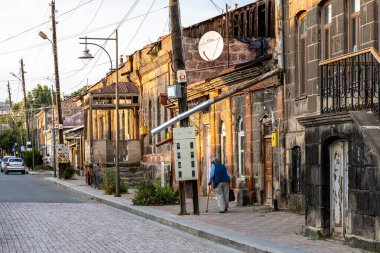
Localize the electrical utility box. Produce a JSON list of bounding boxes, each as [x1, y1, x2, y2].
[[173, 127, 198, 181]]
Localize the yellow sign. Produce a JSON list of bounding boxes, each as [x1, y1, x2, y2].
[[140, 125, 147, 135], [271, 131, 278, 147]]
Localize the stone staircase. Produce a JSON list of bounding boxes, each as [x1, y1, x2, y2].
[[119, 164, 145, 187]]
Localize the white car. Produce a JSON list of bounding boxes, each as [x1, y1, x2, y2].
[[4, 158, 25, 174], [1, 156, 15, 172]]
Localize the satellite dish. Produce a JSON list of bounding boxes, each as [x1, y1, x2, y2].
[[198, 31, 224, 61]]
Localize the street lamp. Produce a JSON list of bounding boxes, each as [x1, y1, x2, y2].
[[78, 30, 121, 197]]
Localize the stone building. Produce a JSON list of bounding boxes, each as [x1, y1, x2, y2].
[[176, 0, 280, 204], [283, 0, 379, 247]]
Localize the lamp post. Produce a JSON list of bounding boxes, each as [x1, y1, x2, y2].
[[38, 3, 64, 178], [78, 30, 121, 197]]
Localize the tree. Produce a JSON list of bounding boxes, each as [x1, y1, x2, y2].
[[27, 84, 55, 108], [70, 85, 87, 97], [24, 149, 43, 168], [0, 130, 15, 154]]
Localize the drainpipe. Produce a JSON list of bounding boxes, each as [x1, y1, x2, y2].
[[276, 0, 286, 205]]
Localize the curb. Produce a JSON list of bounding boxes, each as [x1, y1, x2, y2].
[[46, 178, 309, 253]]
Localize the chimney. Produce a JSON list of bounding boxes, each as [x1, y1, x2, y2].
[[120, 55, 124, 65], [234, 3, 238, 10]]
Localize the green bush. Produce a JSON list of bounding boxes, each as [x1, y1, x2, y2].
[[62, 162, 75, 179], [23, 149, 43, 168], [132, 181, 179, 206], [103, 168, 128, 195]]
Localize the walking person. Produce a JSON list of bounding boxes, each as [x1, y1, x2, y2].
[[208, 157, 230, 213]]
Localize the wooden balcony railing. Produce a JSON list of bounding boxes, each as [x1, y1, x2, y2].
[[320, 48, 380, 116]]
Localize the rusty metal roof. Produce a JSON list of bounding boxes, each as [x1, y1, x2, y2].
[[90, 82, 139, 94]]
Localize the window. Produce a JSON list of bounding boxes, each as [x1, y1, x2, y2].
[[291, 146, 302, 194], [298, 13, 307, 96], [349, 0, 360, 52], [238, 117, 245, 176], [156, 99, 161, 143], [148, 100, 152, 144], [322, 2, 332, 59], [220, 121, 226, 164]]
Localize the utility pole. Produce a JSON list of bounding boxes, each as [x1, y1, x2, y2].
[[51, 0, 65, 178], [20, 58, 30, 148], [169, 0, 199, 215], [8, 81, 16, 156], [51, 85, 57, 178], [7, 81, 12, 108]]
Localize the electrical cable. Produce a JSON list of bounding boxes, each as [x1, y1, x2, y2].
[[81, 0, 104, 33], [124, 0, 156, 53], [0, 6, 168, 57], [0, 0, 95, 45], [208, 0, 224, 13]]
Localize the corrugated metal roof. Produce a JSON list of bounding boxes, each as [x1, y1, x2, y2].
[[90, 82, 139, 94]]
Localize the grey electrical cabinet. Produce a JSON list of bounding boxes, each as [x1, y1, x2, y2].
[[173, 127, 198, 181]]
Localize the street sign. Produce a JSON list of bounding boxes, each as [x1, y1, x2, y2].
[[57, 144, 69, 163], [177, 70, 187, 83]]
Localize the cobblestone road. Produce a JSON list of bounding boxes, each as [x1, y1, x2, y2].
[[0, 202, 240, 253]]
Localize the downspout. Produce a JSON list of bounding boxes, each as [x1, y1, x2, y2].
[[275, 0, 285, 205]]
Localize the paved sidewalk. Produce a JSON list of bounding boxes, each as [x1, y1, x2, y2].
[[46, 177, 367, 253]]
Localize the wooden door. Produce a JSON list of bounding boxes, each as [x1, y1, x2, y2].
[[330, 141, 348, 234], [263, 125, 273, 205]]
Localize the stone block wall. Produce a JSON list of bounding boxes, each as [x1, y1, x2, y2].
[[301, 114, 380, 247]]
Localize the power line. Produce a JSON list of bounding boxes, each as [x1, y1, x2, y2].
[[124, 0, 156, 53], [81, 0, 105, 33], [208, 0, 224, 13], [71, 0, 140, 89], [0, 0, 95, 45], [0, 5, 169, 57]]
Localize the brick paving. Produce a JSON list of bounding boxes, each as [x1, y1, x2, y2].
[[0, 202, 240, 253], [56, 177, 370, 253]]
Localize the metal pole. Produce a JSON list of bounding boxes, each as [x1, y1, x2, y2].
[[51, 0, 65, 178], [115, 29, 121, 197]]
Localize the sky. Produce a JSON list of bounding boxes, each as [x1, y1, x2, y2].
[[0, 0, 253, 103]]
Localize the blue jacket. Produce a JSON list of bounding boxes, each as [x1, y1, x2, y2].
[[209, 163, 230, 188]]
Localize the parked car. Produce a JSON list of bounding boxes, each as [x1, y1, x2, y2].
[[4, 158, 25, 174], [1, 156, 15, 172]]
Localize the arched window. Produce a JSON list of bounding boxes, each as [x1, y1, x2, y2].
[[291, 146, 302, 194], [220, 121, 226, 164], [348, 0, 360, 52], [321, 2, 332, 59], [148, 100, 152, 144], [298, 12, 307, 97], [238, 117, 245, 176], [156, 98, 161, 143]]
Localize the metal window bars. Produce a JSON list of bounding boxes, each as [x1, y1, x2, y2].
[[320, 48, 380, 116]]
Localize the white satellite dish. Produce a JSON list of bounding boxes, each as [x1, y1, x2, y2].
[[198, 31, 224, 61]]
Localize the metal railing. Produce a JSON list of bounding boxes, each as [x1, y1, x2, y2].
[[320, 48, 380, 116]]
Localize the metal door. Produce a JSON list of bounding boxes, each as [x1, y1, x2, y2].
[[264, 125, 273, 205], [330, 141, 348, 234]]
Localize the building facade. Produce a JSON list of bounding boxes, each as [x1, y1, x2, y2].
[[283, 0, 379, 246]]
